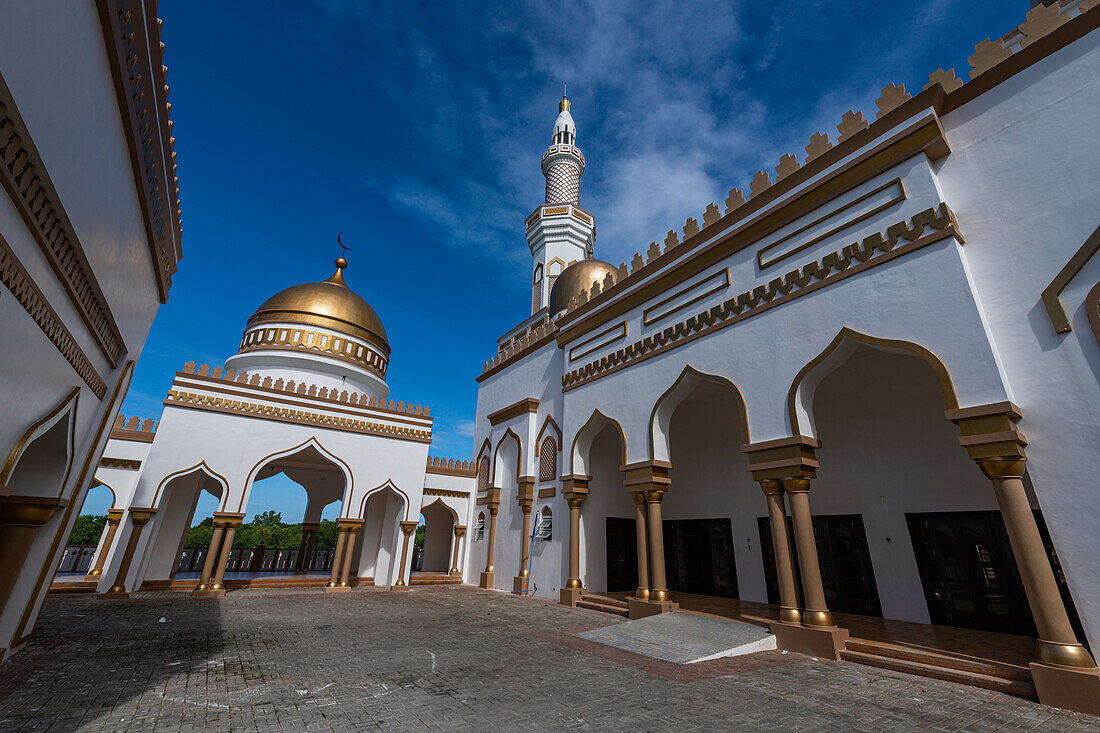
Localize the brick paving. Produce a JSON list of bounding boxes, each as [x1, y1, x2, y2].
[[0, 587, 1097, 732]]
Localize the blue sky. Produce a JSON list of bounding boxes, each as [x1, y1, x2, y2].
[[82, 0, 1025, 520]]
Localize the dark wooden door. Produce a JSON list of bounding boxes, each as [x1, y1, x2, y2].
[[663, 519, 737, 598], [907, 511, 1035, 635], [758, 514, 881, 617], [605, 517, 637, 592]]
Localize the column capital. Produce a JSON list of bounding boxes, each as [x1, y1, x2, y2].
[[642, 490, 666, 504], [299, 522, 321, 532], [945, 401, 1028, 462], [106, 508, 126, 522], [516, 479, 535, 504], [337, 518, 364, 531], [127, 507, 159, 526], [742, 436, 820, 482], [399, 520, 417, 535], [212, 511, 245, 527], [561, 474, 590, 494], [630, 491, 647, 504], [758, 479, 784, 495], [454, 525, 467, 537], [621, 461, 671, 492], [780, 477, 812, 493]]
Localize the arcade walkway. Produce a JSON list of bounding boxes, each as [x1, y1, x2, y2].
[[1, 588, 1096, 731]]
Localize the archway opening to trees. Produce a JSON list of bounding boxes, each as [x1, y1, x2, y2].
[[418, 500, 457, 573], [357, 486, 407, 587], [56, 481, 117, 577]]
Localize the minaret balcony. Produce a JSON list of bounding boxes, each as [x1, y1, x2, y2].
[[525, 202, 596, 232]]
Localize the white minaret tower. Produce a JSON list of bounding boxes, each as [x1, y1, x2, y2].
[[525, 87, 596, 315]]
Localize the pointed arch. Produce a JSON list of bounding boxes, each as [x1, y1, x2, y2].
[[358, 479, 411, 521], [421, 496, 459, 523], [1, 387, 79, 498], [570, 409, 628, 476], [491, 428, 523, 485], [90, 479, 118, 510], [240, 436, 353, 513], [787, 327, 960, 437], [151, 461, 229, 506], [535, 415, 562, 456], [648, 366, 749, 463]]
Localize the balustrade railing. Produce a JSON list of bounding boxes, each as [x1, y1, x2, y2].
[[57, 546, 96, 573], [176, 546, 336, 574]]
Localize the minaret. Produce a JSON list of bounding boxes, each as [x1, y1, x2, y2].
[[525, 88, 596, 315]]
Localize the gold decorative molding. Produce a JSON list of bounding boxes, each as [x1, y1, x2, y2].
[[238, 326, 387, 379], [479, 320, 557, 381], [487, 398, 540, 425], [178, 362, 430, 419], [164, 389, 432, 443], [1041, 222, 1100, 333], [945, 401, 1028, 463], [568, 321, 627, 362], [109, 414, 158, 442], [563, 205, 959, 392], [0, 232, 107, 398], [95, 0, 182, 302], [742, 436, 821, 482], [1087, 281, 1100, 347], [642, 269, 730, 326], [426, 457, 476, 477], [1, 387, 79, 488], [99, 457, 141, 470], [756, 177, 906, 270], [423, 487, 470, 499], [0, 85, 125, 366]]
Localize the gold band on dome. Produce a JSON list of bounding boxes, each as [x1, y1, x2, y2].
[[238, 326, 387, 380]]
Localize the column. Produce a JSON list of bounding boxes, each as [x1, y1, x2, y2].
[[946, 401, 1100, 714], [294, 525, 310, 572], [394, 521, 417, 588], [783, 479, 834, 627], [644, 491, 669, 602], [208, 522, 238, 593], [559, 475, 588, 606], [326, 526, 349, 589], [190, 520, 226, 595], [631, 492, 649, 601], [450, 526, 466, 575], [760, 480, 801, 625], [303, 527, 318, 571], [338, 525, 360, 587], [99, 508, 156, 599], [0, 497, 62, 609], [84, 509, 124, 580], [514, 478, 535, 593], [479, 488, 501, 589]]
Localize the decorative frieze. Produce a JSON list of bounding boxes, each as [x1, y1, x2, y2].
[[423, 487, 471, 499], [0, 233, 107, 398], [238, 326, 387, 379], [562, 204, 959, 391], [426, 457, 476, 477], [100, 457, 141, 470]]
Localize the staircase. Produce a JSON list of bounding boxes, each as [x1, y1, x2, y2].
[[840, 638, 1036, 699], [409, 572, 463, 586], [49, 579, 97, 594], [577, 593, 630, 617]]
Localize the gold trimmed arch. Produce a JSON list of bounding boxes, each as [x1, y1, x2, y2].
[[89, 478, 118, 510], [1, 386, 79, 497], [151, 460, 230, 507], [786, 327, 960, 435], [648, 366, 749, 462], [420, 496, 459, 523], [535, 415, 562, 456], [569, 409, 628, 475], [239, 436, 353, 513], [358, 479, 411, 521], [491, 428, 523, 485]]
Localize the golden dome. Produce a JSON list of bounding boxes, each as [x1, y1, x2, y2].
[[549, 258, 618, 316], [245, 258, 390, 354]]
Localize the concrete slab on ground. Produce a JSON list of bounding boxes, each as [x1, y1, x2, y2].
[[576, 611, 776, 664]]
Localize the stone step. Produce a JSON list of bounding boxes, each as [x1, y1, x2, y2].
[[840, 649, 1037, 700], [577, 598, 630, 617], [580, 593, 629, 609], [409, 575, 462, 585], [49, 581, 97, 594], [844, 638, 1032, 683]]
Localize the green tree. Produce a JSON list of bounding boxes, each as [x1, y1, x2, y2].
[[68, 515, 106, 545], [315, 519, 338, 549], [185, 516, 214, 548], [414, 524, 425, 552]]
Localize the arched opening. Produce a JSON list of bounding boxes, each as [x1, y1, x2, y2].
[[2, 388, 78, 499], [653, 368, 752, 600], [56, 481, 117, 577], [140, 465, 226, 582], [239, 442, 347, 577], [474, 511, 486, 541], [418, 499, 457, 574], [790, 334, 1082, 646], [571, 412, 631, 594], [357, 484, 408, 587]]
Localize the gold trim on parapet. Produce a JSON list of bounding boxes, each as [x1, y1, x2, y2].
[[0, 83, 126, 366], [562, 205, 959, 392], [785, 327, 960, 435], [99, 458, 141, 470], [0, 233, 107, 398], [425, 457, 476, 477], [164, 390, 432, 443], [1041, 222, 1100, 334]]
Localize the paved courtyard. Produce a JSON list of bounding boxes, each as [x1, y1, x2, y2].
[[0, 587, 1098, 732]]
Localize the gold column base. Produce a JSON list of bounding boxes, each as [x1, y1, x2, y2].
[[565, 578, 582, 589], [512, 576, 530, 593], [559, 587, 583, 606], [634, 587, 649, 600], [627, 597, 679, 619], [449, 567, 460, 575], [1030, 661, 1100, 715], [323, 585, 351, 593], [190, 587, 226, 598], [800, 609, 836, 628], [1036, 639, 1097, 669], [778, 606, 802, 625], [772, 622, 849, 660], [649, 588, 670, 603], [338, 581, 350, 588], [479, 571, 495, 589]]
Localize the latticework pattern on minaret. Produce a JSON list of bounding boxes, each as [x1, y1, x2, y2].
[[544, 163, 580, 205]]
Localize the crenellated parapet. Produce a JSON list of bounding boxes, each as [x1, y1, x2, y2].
[[426, 457, 476, 477], [110, 414, 158, 443]]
